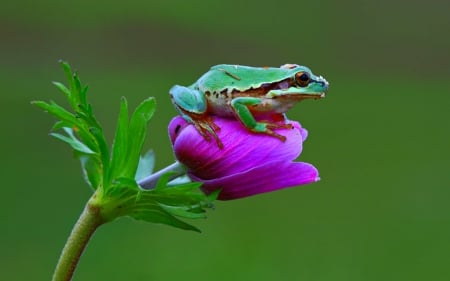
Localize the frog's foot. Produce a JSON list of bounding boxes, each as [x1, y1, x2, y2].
[[189, 114, 223, 148], [231, 97, 294, 142], [253, 122, 293, 142]]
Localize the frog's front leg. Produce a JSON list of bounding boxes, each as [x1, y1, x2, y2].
[[230, 97, 292, 141], [170, 85, 223, 148]]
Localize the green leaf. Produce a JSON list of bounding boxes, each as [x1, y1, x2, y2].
[[88, 126, 110, 181], [59, 61, 78, 108], [73, 74, 83, 100], [103, 174, 214, 232], [80, 85, 88, 108], [52, 120, 67, 131], [109, 97, 129, 182], [52, 81, 71, 98], [36, 62, 217, 232], [34, 62, 109, 191], [79, 154, 102, 189], [131, 189, 202, 232], [106, 177, 140, 198], [159, 204, 207, 219], [33, 101, 96, 152], [50, 127, 95, 154], [32, 100, 78, 126], [154, 171, 174, 191], [129, 202, 201, 232], [101, 177, 202, 232], [124, 98, 155, 178], [135, 150, 155, 181]]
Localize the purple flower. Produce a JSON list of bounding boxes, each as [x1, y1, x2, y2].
[[168, 116, 320, 200]]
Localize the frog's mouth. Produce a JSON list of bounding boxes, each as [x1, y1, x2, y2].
[[268, 87, 326, 99], [280, 92, 326, 102], [269, 79, 327, 99]]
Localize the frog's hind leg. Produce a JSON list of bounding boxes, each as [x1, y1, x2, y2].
[[230, 97, 292, 141], [170, 85, 223, 148]]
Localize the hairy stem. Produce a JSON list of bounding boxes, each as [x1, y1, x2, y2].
[[52, 195, 104, 281], [138, 161, 185, 189]]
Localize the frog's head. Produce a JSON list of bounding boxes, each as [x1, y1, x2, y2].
[[268, 64, 329, 99]]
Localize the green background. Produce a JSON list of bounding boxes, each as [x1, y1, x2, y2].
[[2, 1, 449, 280]]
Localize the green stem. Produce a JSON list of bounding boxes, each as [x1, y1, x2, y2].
[[52, 194, 104, 281], [51, 162, 185, 280]]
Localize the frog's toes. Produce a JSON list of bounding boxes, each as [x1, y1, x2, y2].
[[198, 123, 223, 148], [280, 123, 294, 130], [190, 115, 223, 148], [256, 122, 295, 142], [194, 123, 211, 140], [209, 118, 221, 132], [264, 126, 287, 142]]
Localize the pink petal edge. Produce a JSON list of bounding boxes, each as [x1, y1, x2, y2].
[[192, 161, 320, 200]]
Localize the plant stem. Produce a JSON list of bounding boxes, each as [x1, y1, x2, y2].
[[52, 195, 104, 281], [138, 161, 185, 189], [51, 162, 185, 280]]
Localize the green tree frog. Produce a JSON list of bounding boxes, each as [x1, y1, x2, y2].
[[170, 64, 329, 148]]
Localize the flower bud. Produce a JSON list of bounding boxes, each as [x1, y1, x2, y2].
[[169, 116, 319, 200]]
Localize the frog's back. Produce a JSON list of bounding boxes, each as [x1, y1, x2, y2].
[[195, 64, 301, 93]]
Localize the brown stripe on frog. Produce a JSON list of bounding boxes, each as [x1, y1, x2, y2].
[[204, 89, 230, 99], [231, 78, 294, 98]]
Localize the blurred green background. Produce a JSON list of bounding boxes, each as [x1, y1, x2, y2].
[[2, 1, 449, 280]]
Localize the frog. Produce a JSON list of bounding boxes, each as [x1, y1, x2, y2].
[[170, 64, 329, 148]]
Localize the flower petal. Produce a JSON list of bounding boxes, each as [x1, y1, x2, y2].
[[169, 116, 306, 179], [168, 116, 191, 144], [192, 161, 319, 200]]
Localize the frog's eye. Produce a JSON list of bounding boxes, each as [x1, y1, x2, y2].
[[295, 72, 310, 87]]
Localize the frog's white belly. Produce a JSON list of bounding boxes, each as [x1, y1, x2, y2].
[[257, 98, 297, 113], [206, 93, 235, 117], [206, 92, 298, 118]]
